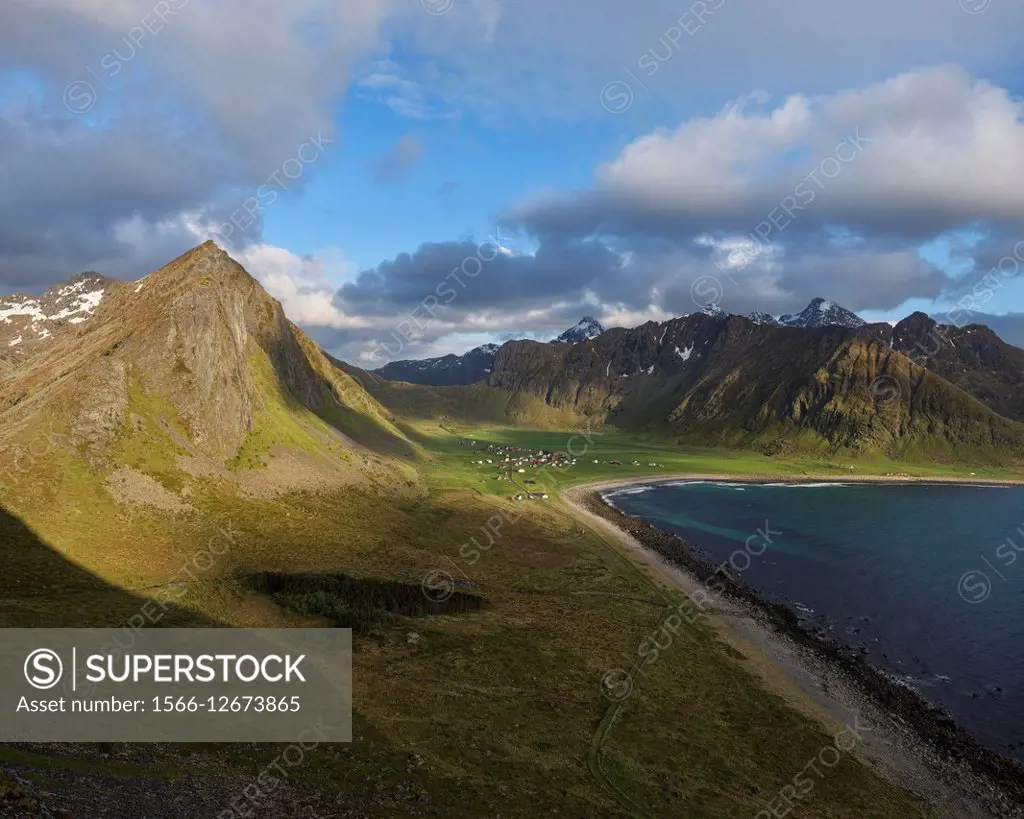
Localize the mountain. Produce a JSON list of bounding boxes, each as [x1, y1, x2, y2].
[[889, 311, 1024, 422], [747, 311, 780, 326], [1, 253, 960, 819], [362, 312, 1024, 462], [554, 316, 605, 343], [0, 272, 114, 362], [374, 317, 608, 386], [0, 241, 413, 513], [374, 343, 499, 387], [779, 297, 866, 329], [956, 311, 1024, 350]]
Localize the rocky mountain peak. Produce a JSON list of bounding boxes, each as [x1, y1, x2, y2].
[[147, 240, 246, 286], [555, 316, 605, 343], [892, 311, 937, 340], [778, 297, 865, 329], [0, 240, 409, 490]]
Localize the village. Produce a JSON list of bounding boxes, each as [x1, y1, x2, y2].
[[458, 439, 665, 501]]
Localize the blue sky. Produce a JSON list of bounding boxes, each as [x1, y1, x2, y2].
[[4, 0, 1024, 360], [261, 89, 650, 271]]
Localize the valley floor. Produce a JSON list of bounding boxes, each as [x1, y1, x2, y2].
[[4, 425, 1022, 817]]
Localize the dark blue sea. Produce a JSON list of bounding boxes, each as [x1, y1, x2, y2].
[[603, 480, 1024, 761]]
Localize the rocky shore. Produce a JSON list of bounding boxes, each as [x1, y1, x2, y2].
[[571, 484, 1024, 819]]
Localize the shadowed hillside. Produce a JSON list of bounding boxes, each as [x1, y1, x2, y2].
[[891, 312, 1024, 422], [0, 505, 211, 628]]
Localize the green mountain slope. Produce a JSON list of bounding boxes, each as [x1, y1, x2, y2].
[[0, 241, 418, 518]]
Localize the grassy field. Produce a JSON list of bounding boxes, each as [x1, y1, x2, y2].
[[402, 419, 1023, 497], [0, 420, 979, 816]]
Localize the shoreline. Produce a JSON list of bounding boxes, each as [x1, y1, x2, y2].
[[568, 471, 1024, 491], [561, 475, 1024, 819]]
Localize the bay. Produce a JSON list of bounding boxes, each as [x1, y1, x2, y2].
[[603, 480, 1024, 761]]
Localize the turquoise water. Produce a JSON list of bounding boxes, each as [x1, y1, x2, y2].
[[604, 481, 1024, 761]]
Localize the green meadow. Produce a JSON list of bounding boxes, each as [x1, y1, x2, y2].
[[0, 419, 969, 816], [404, 421, 1022, 496]]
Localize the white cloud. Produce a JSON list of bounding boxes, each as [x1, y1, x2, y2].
[[556, 66, 1024, 235], [0, 0, 396, 286], [227, 243, 366, 330], [386, 0, 1024, 123], [598, 92, 814, 201], [321, 65, 1024, 354]]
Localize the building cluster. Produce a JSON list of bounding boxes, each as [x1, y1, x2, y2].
[[460, 439, 667, 501], [463, 442, 578, 500], [468, 444, 573, 478]]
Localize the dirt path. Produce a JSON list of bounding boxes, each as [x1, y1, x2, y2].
[[560, 478, 1024, 819]]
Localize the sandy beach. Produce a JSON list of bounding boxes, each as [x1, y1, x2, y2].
[[568, 472, 1024, 492], [561, 475, 1024, 819]]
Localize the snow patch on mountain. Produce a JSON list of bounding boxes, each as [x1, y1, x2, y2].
[[0, 275, 106, 326], [0, 301, 46, 323], [0, 273, 109, 353]]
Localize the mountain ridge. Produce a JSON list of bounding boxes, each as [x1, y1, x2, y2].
[[365, 297, 1024, 419], [369, 298, 881, 387], [360, 310, 1024, 462], [373, 316, 607, 386], [373, 343, 500, 387], [6, 253, 1023, 466], [0, 271, 115, 362], [890, 311, 1024, 422]]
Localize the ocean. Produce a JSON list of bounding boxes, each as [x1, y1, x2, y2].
[[602, 480, 1024, 761]]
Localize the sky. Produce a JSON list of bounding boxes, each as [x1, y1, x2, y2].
[[3, 0, 1024, 365]]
